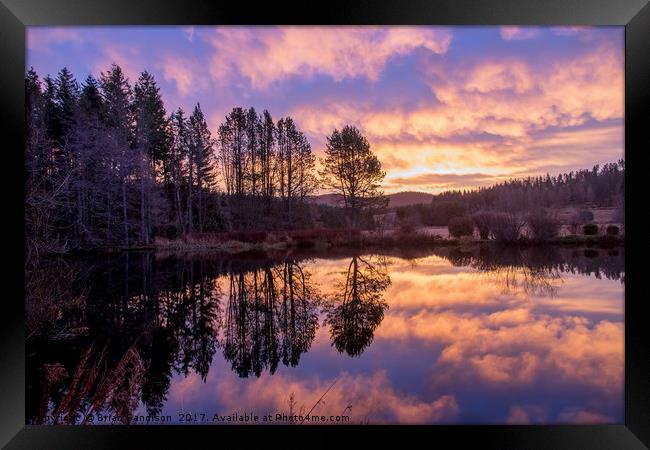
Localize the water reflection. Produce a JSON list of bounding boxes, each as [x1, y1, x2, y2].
[[324, 256, 391, 357], [26, 246, 624, 424], [440, 246, 624, 285], [223, 259, 320, 377]]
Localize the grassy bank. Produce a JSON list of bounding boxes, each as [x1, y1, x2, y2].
[[130, 229, 625, 254]]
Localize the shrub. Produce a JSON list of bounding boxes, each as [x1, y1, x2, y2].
[[600, 234, 618, 248], [567, 215, 580, 235], [526, 210, 560, 242], [155, 225, 180, 240], [448, 216, 474, 238], [489, 212, 523, 243], [614, 195, 625, 224], [606, 225, 619, 236], [295, 238, 315, 248], [459, 235, 476, 247], [472, 211, 493, 240], [576, 209, 594, 223], [397, 222, 416, 236], [583, 223, 599, 235], [568, 209, 594, 234]]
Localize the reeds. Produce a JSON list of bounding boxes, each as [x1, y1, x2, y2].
[[36, 341, 146, 425]]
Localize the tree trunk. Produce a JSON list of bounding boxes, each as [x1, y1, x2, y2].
[[122, 180, 128, 247], [140, 172, 147, 245], [187, 154, 194, 233]]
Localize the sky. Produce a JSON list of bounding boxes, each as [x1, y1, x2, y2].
[[26, 26, 624, 194]]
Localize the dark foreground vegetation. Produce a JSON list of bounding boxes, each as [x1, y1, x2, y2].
[[145, 226, 624, 255]]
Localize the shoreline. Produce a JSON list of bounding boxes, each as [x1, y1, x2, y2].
[[101, 233, 625, 255]]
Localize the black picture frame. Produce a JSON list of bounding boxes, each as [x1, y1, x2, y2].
[[1, 0, 647, 448]]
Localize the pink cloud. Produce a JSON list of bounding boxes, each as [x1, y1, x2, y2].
[[27, 27, 84, 51], [92, 44, 143, 85], [203, 26, 452, 89], [506, 405, 548, 424], [168, 370, 460, 424], [500, 27, 542, 41], [181, 26, 195, 42], [160, 56, 208, 97], [556, 408, 614, 424], [550, 26, 613, 43]]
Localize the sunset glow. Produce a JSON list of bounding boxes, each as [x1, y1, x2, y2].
[[26, 26, 624, 193]]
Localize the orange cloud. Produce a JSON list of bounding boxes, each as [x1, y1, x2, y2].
[[465, 60, 534, 94], [287, 41, 623, 193], [203, 26, 452, 89], [168, 370, 460, 424], [379, 309, 622, 393], [342, 255, 625, 397]]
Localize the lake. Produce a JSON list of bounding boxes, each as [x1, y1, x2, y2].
[[26, 245, 624, 425]]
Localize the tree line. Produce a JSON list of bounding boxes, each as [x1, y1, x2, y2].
[[397, 161, 625, 227], [25, 64, 386, 252]]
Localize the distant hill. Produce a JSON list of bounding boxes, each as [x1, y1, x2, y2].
[[310, 191, 433, 208], [386, 191, 434, 208]]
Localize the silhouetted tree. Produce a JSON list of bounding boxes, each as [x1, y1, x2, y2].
[[324, 255, 390, 357], [320, 126, 387, 229], [100, 64, 135, 246], [188, 104, 215, 233], [222, 259, 319, 376], [133, 71, 170, 244]]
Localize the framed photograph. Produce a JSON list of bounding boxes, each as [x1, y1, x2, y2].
[[2, 0, 648, 448]]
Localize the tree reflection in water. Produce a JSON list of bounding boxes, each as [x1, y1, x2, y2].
[[25, 246, 623, 424], [324, 255, 391, 357], [440, 246, 624, 297], [26, 252, 325, 423], [223, 258, 320, 377]]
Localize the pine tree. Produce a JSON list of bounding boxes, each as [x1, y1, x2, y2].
[[133, 71, 170, 244], [72, 75, 105, 243], [188, 104, 215, 233], [170, 108, 189, 233], [53, 67, 79, 152], [100, 64, 134, 246]]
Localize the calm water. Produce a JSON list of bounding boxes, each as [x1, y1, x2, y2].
[[26, 246, 624, 425]]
